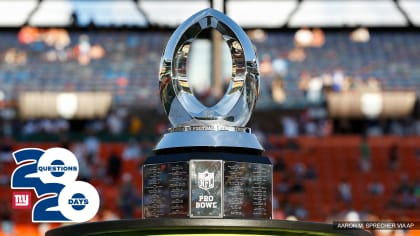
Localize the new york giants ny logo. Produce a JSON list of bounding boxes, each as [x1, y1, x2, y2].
[[12, 191, 31, 209]]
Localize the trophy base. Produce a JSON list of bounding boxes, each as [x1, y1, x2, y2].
[[142, 150, 272, 219], [45, 219, 371, 236]]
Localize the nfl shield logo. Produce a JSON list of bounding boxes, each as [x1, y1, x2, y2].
[[198, 171, 214, 190]]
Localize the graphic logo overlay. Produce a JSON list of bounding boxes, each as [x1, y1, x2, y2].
[[12, 191, 32, 209], [11, 147, 100, 222]]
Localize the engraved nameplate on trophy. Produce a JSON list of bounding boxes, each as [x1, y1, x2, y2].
[[190, 160, 223, 218], [143, 162, 189, 218], [224, 162, 272, 218]]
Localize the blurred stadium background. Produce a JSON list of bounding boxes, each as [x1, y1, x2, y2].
[[0, 0, 419, 235]]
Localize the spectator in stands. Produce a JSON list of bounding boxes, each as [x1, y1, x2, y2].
[[318, 119, 333, 137], [359, 135, 371, 172], [368, 177, 384, 196], [290, 177, 305, 193], [84, 131, 100, 166], [351, 76, 365, 91], [86, 119, 106, 133], [0, 136, 12, 162], [292, 162, 306, 178], [21, 119, 39, 136], [396, 174, 412, 195], [71, 142, 92, 182], [4, 48, 27, 66], [390, 120, 404, 136], [273, 156, 286, 172], [341, 76, 353, 92], [55, 118, 70, 134], [293, 203, 308, 220], [366, 119, 384, 136], [321, 72, 333, 93], [279, 197, 293, 217], [272, 75, 287, 104], [400, 191, 417, 209], [106, 150, 122, 183], [122, 138, 142, 161], [338, 178, 352, 203], [388, 184, 417, 209], [388, 143, 399, 170], [305, 164, 318, 180], [298, 71, 310, 98], [118, 173, 139, 218], [332, 68, 344, 92], [394, 174, 418, 209], [306, 76, 323, 104], [276, 176, 290, 194], [39, 119, 56, 134], [107, 111, 124, 135], [128, 115, 142, 136], [282, 116, 299, 138], [303, 119, 317, 136], [0, 199, 13, 236]]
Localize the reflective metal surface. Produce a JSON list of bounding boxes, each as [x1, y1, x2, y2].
[[169, 125, 251, 132], [159, 8, 260, 128], [155, 130, 263, 151], [190, 160, 223, 218], [143, 162, 189, 218], [224, 162, 272, 218]]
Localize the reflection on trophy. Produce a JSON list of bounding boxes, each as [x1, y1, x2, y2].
[[143, 8, 272, 219], [47, 8, 370, 236]]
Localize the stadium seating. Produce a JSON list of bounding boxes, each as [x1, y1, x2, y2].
[[1, 31, 420, 109], [266, 135, 419, 221], [2, 135, 417, 225]]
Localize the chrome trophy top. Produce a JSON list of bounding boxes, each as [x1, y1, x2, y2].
[[156, 8, 262, 151]]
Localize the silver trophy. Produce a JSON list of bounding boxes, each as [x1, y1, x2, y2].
[[156, 8, 262, 151], [143, 8, 272, 219]]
